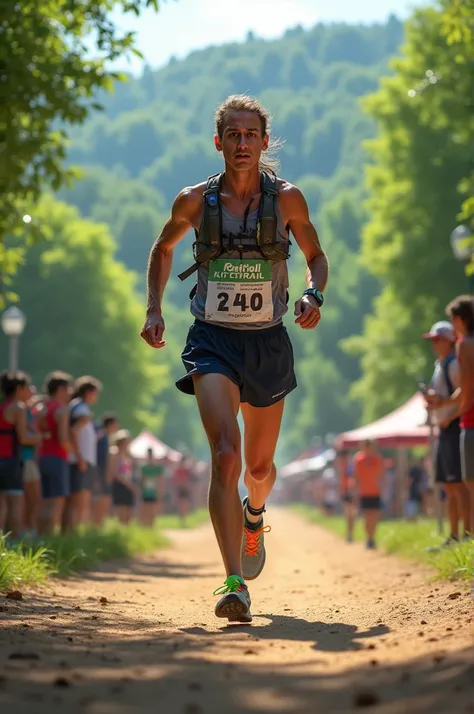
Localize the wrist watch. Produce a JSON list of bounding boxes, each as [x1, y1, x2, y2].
[[303, 288, 324, 307]]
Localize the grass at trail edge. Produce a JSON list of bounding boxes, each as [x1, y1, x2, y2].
[[0, 509, 208, 592], [291, 504, 473, 582]]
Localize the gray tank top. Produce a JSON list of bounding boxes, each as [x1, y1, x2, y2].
[[190, 202, 289, 330]]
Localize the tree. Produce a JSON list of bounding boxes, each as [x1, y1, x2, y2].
[[345, 1, 473, 422], [0, 196, 168, 433], [0, 0, 160, 298]]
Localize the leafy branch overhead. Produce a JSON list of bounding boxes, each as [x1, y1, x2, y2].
[[0, 0, 160, 294]]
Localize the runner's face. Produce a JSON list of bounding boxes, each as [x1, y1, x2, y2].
[[215, 111, 269, 170]]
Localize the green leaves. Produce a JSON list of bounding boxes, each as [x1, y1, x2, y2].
[[349, 0, 473, 422], [0, 0, 160, 303]]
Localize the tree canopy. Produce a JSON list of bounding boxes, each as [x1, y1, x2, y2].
[[0, 0, 159, 296]]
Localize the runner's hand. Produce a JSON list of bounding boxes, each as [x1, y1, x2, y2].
[[141, 312, 166, 348], [294, 295, 321, 330]]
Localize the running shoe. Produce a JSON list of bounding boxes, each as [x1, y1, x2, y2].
[[241, 497, 271, 581], [214, 575, 252, 623], [366, 538, 376, 550]]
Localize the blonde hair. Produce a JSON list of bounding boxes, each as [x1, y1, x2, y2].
[[214, 94, 281, 175]]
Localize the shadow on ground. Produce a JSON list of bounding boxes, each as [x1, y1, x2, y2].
[[0, 593, 472, 714]]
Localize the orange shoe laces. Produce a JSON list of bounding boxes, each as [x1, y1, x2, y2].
[[244, 524, 271, 556]]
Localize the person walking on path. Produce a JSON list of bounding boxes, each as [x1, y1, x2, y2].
[[141, 94, 328, 622], [353, 440, 385, 549]]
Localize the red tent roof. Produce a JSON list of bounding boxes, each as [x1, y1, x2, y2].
[[336, 394, 432, 449]]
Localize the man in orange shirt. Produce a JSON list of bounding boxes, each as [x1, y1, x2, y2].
[[353, 440, 385, 549]]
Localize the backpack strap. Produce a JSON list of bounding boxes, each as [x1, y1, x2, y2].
[[177, 173, 223, 282], [258, 171, 278, 246]]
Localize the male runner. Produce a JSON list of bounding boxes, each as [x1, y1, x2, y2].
[[141, 94, 328, 622]]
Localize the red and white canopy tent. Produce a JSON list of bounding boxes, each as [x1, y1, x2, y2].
[[336, 394, 432, 449], [336, 394, 437, 518], [129, 430, 182, 462]]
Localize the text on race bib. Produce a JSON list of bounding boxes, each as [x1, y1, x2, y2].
[[205, 259, 273, 324]]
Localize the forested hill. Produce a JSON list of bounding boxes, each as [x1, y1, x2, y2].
[[63, 16, 403, 276], [56, 16, 404, 460]]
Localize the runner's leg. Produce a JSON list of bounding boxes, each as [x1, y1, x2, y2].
[[242, 399, 285, 519], [193, 373, 242, 577]]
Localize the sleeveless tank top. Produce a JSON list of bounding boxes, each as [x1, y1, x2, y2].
[[458, 337, 474, 428], [40, 401, 68, 460], [190, 201, 289, 330], [0, 400, 17, 459]]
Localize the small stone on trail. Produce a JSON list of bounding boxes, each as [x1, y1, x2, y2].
[[54, 677, 71, 688], [100, 597, 108, 605], [9, 652, 39, 660], [244, 649, 257, 655], [420, 620, 427, 625], [448, 592, 461, 600], [184, 704, 203, 714], [370, 660, 379, 667], [353, 689, 380, 707], [5, 591, 23, 601]]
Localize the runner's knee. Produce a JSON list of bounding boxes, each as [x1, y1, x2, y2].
[[245, 460, 274, 483]]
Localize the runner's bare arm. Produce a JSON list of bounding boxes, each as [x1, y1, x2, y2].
[[141, 187, 202, 348], [145, 188, 201, 317], [282, 184, 328, 290], [280, 184, 328, 329]]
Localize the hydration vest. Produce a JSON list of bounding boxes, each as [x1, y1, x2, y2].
[[178, 170, 290, 282]]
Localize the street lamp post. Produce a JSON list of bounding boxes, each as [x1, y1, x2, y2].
[[1, 306, 26, 372], [450, 224, 474, 291]]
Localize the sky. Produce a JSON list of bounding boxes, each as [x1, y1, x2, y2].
[[111, 0, 421, 73]]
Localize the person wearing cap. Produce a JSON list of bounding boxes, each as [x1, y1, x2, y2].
[[423, 320, 469, 545]]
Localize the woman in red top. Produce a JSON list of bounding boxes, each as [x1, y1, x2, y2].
[[432, 296, 474, 538], [0, 371, 41, 537], [38, 372, 72, 534]]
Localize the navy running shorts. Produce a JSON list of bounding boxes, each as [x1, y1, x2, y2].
[[0, 457, 23, 493], [39, 456, 70, 499], [176, 320, 297, 408], [436, 421, 462, 484]]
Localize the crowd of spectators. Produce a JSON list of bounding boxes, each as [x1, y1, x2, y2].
[[0, 370, 199, 540]]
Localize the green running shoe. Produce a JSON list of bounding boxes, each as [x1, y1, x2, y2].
[[214, 575, 252, 623]]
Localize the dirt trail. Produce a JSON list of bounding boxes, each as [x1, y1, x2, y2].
[[0, 509, 472, 714]]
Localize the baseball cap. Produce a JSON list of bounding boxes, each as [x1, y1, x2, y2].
[[422, 321, 455, 342]]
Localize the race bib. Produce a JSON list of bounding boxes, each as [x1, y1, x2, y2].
[[144, 478, 155, 491], [205, 259, 273, 323]]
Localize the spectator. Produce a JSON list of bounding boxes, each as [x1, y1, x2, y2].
[[139, 447, 165, 526], [423, 320, 467, 544], [0, 371, 41, 538], [21, 385, 42, 538], [442, 297, 474, 537], [64, 376, 102, 530], [92, 413, 119, 527], [38, 372, 72, 534], [406, 457, 425, 521], [109, 429, 137, 525], [353, 440, 385, 549]]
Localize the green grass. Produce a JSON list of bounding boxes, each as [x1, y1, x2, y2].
[[292, 504, 473, 582], [156, 508, 208, 530], [0, 509, 209, 592]]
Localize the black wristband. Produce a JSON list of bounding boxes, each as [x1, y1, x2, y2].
[[303, 288, 324, 307]]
